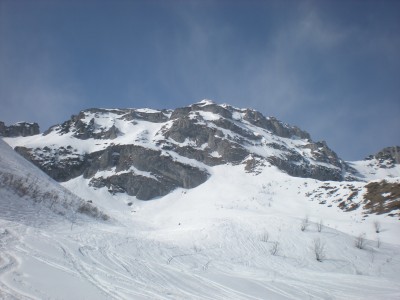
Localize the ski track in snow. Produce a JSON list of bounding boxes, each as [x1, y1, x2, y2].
[[1, 210, 400, 299], [1, 138, 400, 299], [2, 170, 400, 300]]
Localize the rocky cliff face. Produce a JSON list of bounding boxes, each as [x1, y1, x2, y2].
[[367, 146, 400, 167], [0, 121, 40, 137], [15, 143, 208, 200], [7, 100, 353, 200], [157, 102, 345, 181]]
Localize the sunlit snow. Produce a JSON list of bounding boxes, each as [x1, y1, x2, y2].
[[1, 137, 399, 299]]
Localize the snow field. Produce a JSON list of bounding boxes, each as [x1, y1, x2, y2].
[[1, 131, 400, 299], [48, 163, 400, 299], [1, 198, 399, 299]]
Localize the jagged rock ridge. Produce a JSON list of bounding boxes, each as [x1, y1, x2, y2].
[[9, 100, 355, 200], [0, 121, 40, 137], [366, 146, 400, 167]]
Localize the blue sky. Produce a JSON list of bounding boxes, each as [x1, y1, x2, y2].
[[1, 0, 399, 160]]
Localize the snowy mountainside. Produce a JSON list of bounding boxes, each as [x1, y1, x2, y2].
[[0, 138, 108, 223], [4, 100, 399, 218], [2, 153, 399, 299], [348, 146, 400, 181], [1, 101, 400, 298], [6, 100, 352, 202]]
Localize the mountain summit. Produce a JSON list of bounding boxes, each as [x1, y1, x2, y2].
[[3, 101, 399, 217], [1, 101, 400, 299], [6, 100, 354, 200]]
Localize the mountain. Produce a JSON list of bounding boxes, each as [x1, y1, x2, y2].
[[1, 101, 400, 299], [348, 146, 400, 181], [4, 100, 399, 215], [5, 100, 354, 200], [0, 121, 40, 137]]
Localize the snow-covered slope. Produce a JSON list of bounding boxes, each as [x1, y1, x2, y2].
[[5, 100, 351, 201], [1, 143, 400, 299], [0, 138, 108, 223], [348, 146, 400, 181], [349, 159, 400, 181], [4, 100, 399, 214], [1, 101, 400, 299], [0, 137, 108, 298]]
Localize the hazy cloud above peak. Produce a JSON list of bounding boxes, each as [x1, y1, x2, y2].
[[0, 0, 399, 160]]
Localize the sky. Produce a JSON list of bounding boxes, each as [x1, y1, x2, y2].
[[0, 0, 399, 161]]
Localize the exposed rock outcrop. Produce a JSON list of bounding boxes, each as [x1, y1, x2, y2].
[[242, 110, 311, 140], [0, 121, 5, 136], [0, 121, 40, 137], [15, 144, 209, 200], [8, 100, 356, 200], [160, 101, 345, 181], [15, 145, 88, 182], [367, 146, 400, 166]]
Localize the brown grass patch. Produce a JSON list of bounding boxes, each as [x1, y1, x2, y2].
[[363, 180, 400, 217]]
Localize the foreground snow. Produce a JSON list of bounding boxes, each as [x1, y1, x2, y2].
[[2, 211, 399, 299], [1, 157, 400, 299]]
